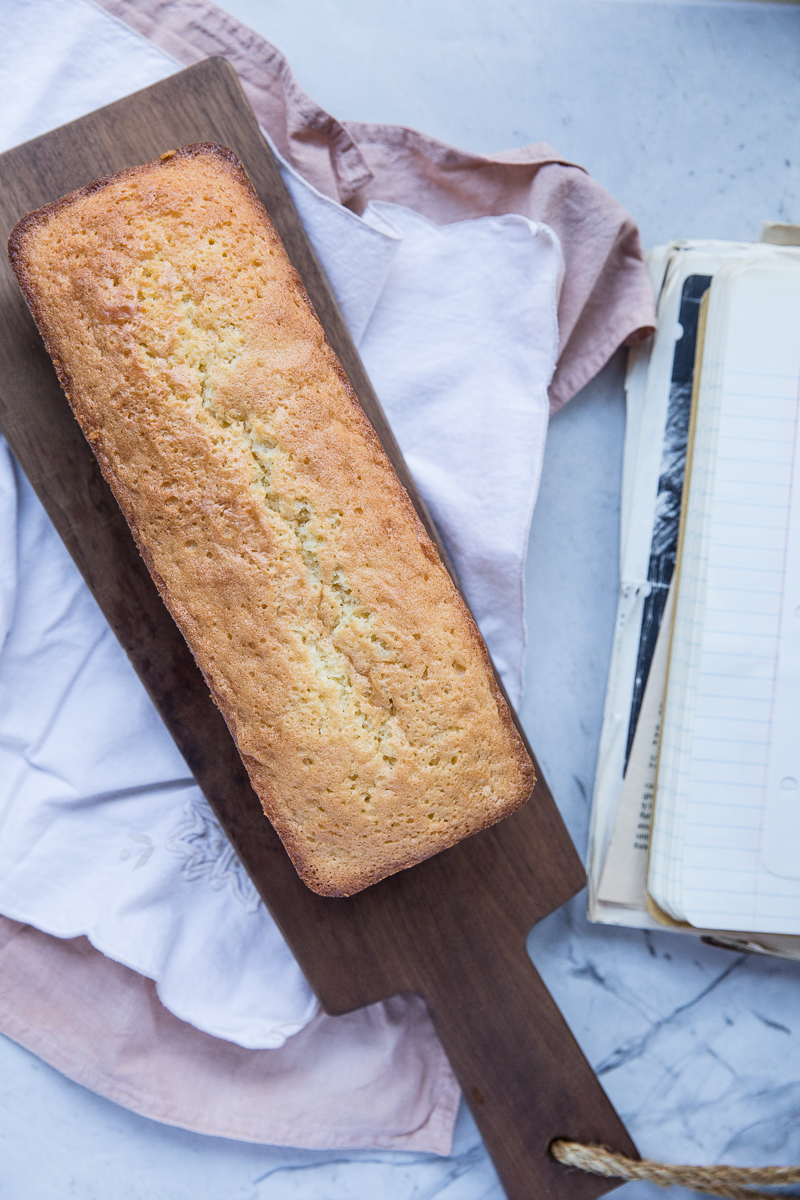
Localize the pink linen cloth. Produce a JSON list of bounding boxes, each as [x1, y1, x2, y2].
[[96, 0, 655, 415], [0, 0, 655, 1152], [0, 916, 457, 1150]]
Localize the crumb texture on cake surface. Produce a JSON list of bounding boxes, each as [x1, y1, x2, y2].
[[9, 144, 533, 895]]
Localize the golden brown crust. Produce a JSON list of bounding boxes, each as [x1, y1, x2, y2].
[[8, 142, 533, 896]]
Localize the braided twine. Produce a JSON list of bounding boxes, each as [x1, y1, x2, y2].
[[551, 1140, 800, 1200]]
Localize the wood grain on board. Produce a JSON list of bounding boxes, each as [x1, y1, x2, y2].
[[0, 57, 637, 1200]]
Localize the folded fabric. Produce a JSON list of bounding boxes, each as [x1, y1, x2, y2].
[[96, 0, 656, 413], [0, 0, 654, 1150], [0, 917, 458, 1152]]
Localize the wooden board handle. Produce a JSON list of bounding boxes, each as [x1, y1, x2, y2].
[[411, 932, 637, 1200]]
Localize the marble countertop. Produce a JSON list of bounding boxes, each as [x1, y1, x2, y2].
[[1, 1, 799, 1197]]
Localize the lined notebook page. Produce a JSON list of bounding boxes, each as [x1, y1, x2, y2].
[[652, 256, 800, 934]]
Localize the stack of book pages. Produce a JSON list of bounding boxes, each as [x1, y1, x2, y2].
[[589, 228, 800, 959]]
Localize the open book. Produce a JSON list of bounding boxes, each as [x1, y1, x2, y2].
[[588, 232, 800, 959]]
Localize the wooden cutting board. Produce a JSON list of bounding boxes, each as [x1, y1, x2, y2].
[[0, 57, 637, 1199]]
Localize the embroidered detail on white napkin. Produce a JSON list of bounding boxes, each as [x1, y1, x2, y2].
[[166, 796, 262, 914], [0, 84, 561, 1048]]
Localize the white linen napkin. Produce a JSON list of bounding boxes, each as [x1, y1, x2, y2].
[[0, 18, 560, 1048], [277, 151, 559, 697]]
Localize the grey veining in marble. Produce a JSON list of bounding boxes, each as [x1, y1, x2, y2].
[[2, 1, 800, 1198]]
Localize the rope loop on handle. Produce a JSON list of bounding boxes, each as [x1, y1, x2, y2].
[[551, 1140, 800, 1200]]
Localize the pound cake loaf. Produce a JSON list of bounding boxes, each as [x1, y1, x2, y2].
[[8, 143, 533, 896]]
